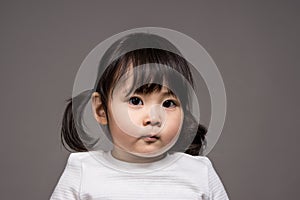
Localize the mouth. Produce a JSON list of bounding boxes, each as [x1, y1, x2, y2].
[[141, 135, 160, 142]]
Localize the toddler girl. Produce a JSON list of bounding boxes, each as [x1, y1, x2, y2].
[[50, 32, 229, 200]]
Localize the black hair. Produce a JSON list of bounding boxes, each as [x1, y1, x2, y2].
[[61, 33, 207, 155]]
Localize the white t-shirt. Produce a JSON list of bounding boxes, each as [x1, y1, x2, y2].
[[50, 150, 229, 200]]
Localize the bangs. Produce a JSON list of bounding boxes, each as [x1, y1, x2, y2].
[[133, 83, 176, 97], [110, 48, 191, 105]]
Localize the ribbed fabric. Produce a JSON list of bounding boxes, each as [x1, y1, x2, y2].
[[50, 151, 229, 200]]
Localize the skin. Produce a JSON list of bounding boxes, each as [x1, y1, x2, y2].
[[92, 85, 183, 163]]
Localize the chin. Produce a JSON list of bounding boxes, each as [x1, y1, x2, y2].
[[131, 146, 168, 158]]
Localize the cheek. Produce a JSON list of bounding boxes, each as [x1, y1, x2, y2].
[[165, 110, 183, 135], [108, 117, 136, 144], [110, 102, 142, 137], [127, 109, 142, 125]]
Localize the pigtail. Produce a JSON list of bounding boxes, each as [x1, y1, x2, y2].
[[61, 98, 87, 152], [169, 109, 207, 156], [184, 124, 207, 156], [61, 90, 98, 152]]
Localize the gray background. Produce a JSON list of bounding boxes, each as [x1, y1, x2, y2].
[[1, 0, 299, 199]]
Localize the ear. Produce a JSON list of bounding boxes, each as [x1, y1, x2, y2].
[[91, 92, 108, 125]]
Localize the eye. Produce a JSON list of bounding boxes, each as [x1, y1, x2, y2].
[[128, 97, 143, 106], [162, 100, 177, 108]]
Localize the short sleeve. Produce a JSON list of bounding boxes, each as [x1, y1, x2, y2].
[[203, 157, 229, 200], [50, 153, 82, 200]]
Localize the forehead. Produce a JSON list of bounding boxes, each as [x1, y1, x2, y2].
[[110, 59, 187, 101]]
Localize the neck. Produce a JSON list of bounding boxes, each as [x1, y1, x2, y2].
[[111, 147, 167, 163]]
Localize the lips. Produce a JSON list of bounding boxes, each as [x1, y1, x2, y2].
[[141, 135, 160, 142]]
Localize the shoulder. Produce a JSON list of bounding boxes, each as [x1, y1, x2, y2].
[[193, 155, 214, 168], [66, 150, 107, 169], [177, 154, 230, 199], [61, 152, 96, 174], [60, 152, 91, 176], [67, 151, 90, 162], [63, 152, 85, 168], [50, 152, 91, 199], [174, 152, 213, 167], [170, 152, 214, 175]]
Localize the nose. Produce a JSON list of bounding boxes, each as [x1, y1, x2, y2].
[[142, 104, 164, 127]]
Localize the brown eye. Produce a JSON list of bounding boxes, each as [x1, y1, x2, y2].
[[129, 97, 143, 105], [162, 100, 177, 108]]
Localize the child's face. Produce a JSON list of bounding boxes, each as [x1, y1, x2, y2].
[[106, 82, 184, 157]]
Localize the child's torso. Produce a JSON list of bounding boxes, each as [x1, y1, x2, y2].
[[79, 151, 210, 200]]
